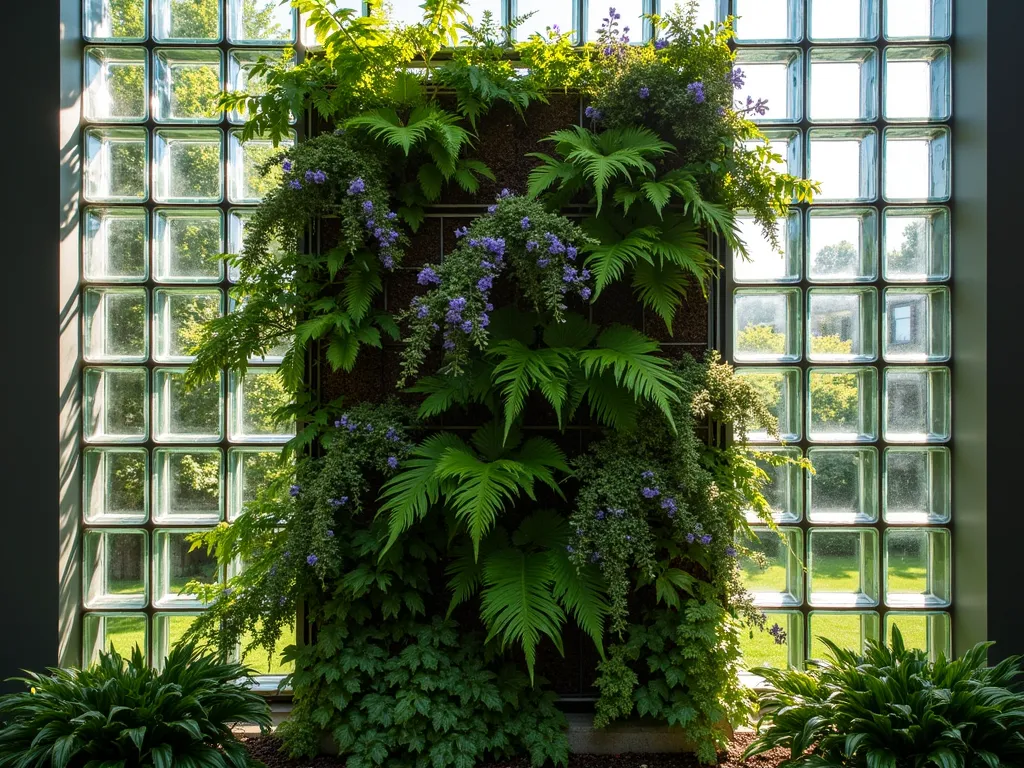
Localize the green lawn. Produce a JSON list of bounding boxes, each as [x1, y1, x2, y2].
[[739, 553, 934, 670]]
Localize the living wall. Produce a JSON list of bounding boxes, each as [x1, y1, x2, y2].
[[183, 1, 817, 765]]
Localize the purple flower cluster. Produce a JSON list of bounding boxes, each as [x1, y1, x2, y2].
[[740, 95, 769, 116], [329, 497, 348, 507], [547, 232, 592, 300], [307, 554, 318, 566], [660, 497, 677, 517], [768, 622, 787, 645], [345, 177, 401, 269], [386, 427, 400, 442], [687, 81, 706, 104], [641, 486, 660, 498], [653, 37, 669, 50], [288, 180, 302, 190], [728, 67, 745, 89], [584, 105, 604, 121], [638, 86, 650, 99], [289, 484, 301, 497], [417, 266, 440, 286], [282, 160, 292, 172], [387, 456, 400, 469], [725, 545, 737, 558], [305, 169, 327, 184]]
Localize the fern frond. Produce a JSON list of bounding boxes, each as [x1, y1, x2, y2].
[[489, 340, 572, 439], [631, 259, 691, 334], [578, 326, 683, 429], [378, 432, 468, 552]]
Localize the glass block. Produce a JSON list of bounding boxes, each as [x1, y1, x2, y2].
[[83, 367, 148, 443], [228, 49, 295, 124], [228, 130, 294, 203], [807, 288, 877, 363], [884, 611, 951, 660], [586, 0, 645, 45], [737, 368, 801, 442], [237, 621, 296, 678], [808, 47, 878, 123], [807, 446, 878, 524], [807, 208, 878, 283], [740, 610, 803, 673], [808, 610, 879, 658], [884, 528, 950, 607], [744, 129, 803, 179], [84, 127, 148, 203], [740, 527, 803, 607], [883, 447, 950, 524], [883, 288, 950, 362], [154, 48, 224, 123], [228, 447, 287, 521], [154, 288, 223, 362], [884, 0, 951, 41], [153, 208, 224, 283], [83, 447, 149, 524], [229, 368, 296, 443], [884, 46, 951, 122], [152, 612, 205, 668], [153, 530, 221, 608], [808, 367, 878, 442], [808, 0, 878, 41], [153, 368, 224, 443], [733, 212, 800, 284], [84, 47, 147, 122], [83, 287, 149, 363], [84, 0, 147, 41], [733, 49, 803, 123], [808, 527, 879, 607], [808, 128, 877, 202], [883, 367, 950, 443], [733, 288, 801, 363], [744, 447, 803, 524], [83, 613, 148, 665], [227, 0, 296, 44], [83, 207, 148, 282], [153, 0, 223, 42], [884, 128, 950, 203], [154, 448, 224, 524], [883, 207, 950, 282], [733, 0, 802, 43], [153, 128, 224, 204], [83, 529, 148, 608], [513, 0, 576, 41], [228, 210, 290, 281]]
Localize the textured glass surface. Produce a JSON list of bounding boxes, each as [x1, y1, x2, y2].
[[153, 288, 223, 362], [83, 529, 148, 608], [152, 0, 222, 43], [734, 0, 802, 43], [883, 207, 950, 281], [883, 127, 951, 202], [808, 611, 879, 659], [737, 368, 802, 442], [734, 212, 801, 284], [883, 287, 950, 362], [740, 527, 803, 606], [807, 208, 878, 283], [153, 530, 221, 607], [883, 447, 950, 524], [83, 613, 148, 664], [807, 447, 878, 524], [808, 0, 878, 42], [83, 367, 149, 443], [807, 367, 878, 442], [807, 288, 878, 363], [228, 368, 296, 443], [228, 130, 293, 203], [153, 448, 224, 523], [83, 447, 149, 524], [808, 528, 879, 607], [153, 208, 224, 282], [83, 207, 148, 282], [884, 611, 951, 660], [744, 447, 803, 523], [808, 128, 878, 202], [83, 287, 149, 363], [84, 127, 148, 202], [739, 610, 804, 672], [884, 528, 951, 607], [154, 48, 224, 123], [883, 367, 950, 443], [153, 128, 224, 203], [227, 0, 297, 44], [228, 447, 287, 521], [884, 46, 951, 122], [84, 0, 147, 41], [734, 48, 803, 123], [734, 288, 802, 362], [153, 368, 224, 442], [808, 47, 878, 123], [85, 47, 148, 122]]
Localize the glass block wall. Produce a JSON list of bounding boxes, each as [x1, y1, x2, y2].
[[727, 0, 953, 672], [79, 0, 297, 674]]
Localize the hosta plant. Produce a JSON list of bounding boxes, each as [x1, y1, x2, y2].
[[0, 641, 270, 768], [745, 627, 1024, 768]]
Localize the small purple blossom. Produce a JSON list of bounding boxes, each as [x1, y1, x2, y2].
[[699, 533, 713, 545], [487, 204, 498, 214], [654, 37, 668, 50], [526, 240, 538, 252], [499, 188, 512, 198], [460, 319, 473, 333], [642, 487, 660, 498], [661, 497, 677, 517], [641, 470, 655, 480], [289, 484, 300, 497], [566, 545, 575, 554], [612, 508, 625, 518], [566, 246, 577, 261], [336, 415, 349, 428], [282, 160, 292, 171], [521, 217, 531, 229], [687, 81, 706, 104], [584, 106, 603, 121], [580, 287, 592, 300], [479, 313, 490, 328], [477, 276, 493, 292], [443, 339, 456, 351], [686, 533, 695, 543], [279, 596, 287, 606], [283, 551, 291, 559], [595, 510, 606, 520], [347, 178, 365, 195], [387, 456, 400, 469], [639, 86, 650, 99], [725, 546, 737, 557], [769, 623, 787, 645], [327, 529, 335, 538], [386, 427, 400, 442], [288, 180, 302, 190], [362, 199, 374, 213], [729, 67, 746, 89], [307, 554, 318, 566], [417, 266, 441, 286], [329, 497, 347, 508], [454, 226, 469, 238]]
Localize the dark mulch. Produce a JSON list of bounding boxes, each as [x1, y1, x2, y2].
[[241, 732, 786, 768]]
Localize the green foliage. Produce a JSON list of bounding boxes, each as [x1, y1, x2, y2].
[[568, 353, 805, 761], [0, 642, 270, 768], [746, 628, 1024, 768]]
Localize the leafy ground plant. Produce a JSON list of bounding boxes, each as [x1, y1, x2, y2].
[[745, 627, 1024, 768], [0, 641, 270, 768]]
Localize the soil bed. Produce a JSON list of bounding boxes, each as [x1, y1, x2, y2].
[[241, 732, 786, 768]]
